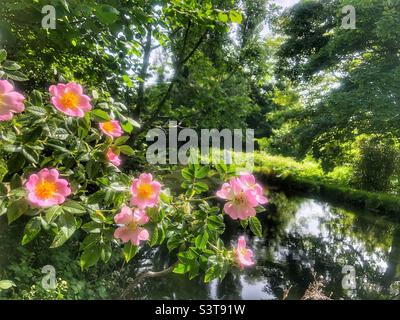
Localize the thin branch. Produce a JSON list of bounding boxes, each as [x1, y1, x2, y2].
[[181, 30, 208, 65], [131, 29, 208, 141], [121, 262, 178, 299]]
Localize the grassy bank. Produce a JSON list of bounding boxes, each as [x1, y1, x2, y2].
[[253, 153, 400, 218]]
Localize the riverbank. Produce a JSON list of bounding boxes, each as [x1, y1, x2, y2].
[[253, 153, 400, 218]]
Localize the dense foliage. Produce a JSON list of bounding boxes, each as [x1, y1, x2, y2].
[[1, 0, 399, 300]]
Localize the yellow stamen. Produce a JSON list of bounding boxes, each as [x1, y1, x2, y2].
[[102, 121, 115, 133], [35, 181, 56, 200], [60, 92, 79, 109], [137, 183, 153, 200]]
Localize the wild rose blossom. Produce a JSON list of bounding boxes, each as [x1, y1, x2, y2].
[[216, 177, 258, 220], [49, 82, 92, 117], [216, 173, 267, 220], [99, 120, 123, 138], [0, 80, 25, 121], [130, 173, 161, 209], [234, 236, 255, 269], [25, 168, 71, 208], [239, 173, 268, 205], [114, 206, 149, 246], [106, 148, 121, 167]]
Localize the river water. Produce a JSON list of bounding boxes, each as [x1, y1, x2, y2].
[[133, 192, 400, 300], [1, 192, 399, 300]]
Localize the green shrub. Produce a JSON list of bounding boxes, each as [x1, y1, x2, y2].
[[352, 135, 399, 192]]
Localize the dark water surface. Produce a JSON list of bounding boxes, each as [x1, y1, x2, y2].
[[1, 192, 399, 300], [135, 193, 400, 300]]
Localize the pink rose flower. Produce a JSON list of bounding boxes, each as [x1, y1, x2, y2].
[[234, 236, 255, 269], [239, 173, 268, 205], [99, 120, 123, 138], [114, 206, 150, 246], [216, 177, 258, 220], [25, 168, 71, 208], [49, 82, 92, 117], [130, 173, 161, 209], [0, 80, 25, 121], [106, 148, 121, 167]]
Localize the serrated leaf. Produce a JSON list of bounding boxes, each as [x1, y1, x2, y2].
[[149, 225, 159, 247], [62, 200, 87, 215], [249, 216, 262, 237], [118, 145, 134, 156], [195, 231, 209, 250], [80, 245, 101, 269], [21, 217, 42, 245], [50, 212, 77, 248], [123, 242, 138, 262], [45, 206, 62, 223], [91, 109, 110, 121], [173, 263, 190, 274], [7, 199, 29, 224], [195, 166, 209, 179], [6, 70, 28, 81], [0, 280, 15, 290]]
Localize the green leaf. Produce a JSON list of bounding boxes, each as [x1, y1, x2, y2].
[[118, 145, 134, 156], [22, 147, 39, 164], [167, 235, 182, 251], [80, 245, 101, 269], [82, 221, 102, 234], [121, 121, 133, 134], [86, 160, 100, 179], [181, 168, 194, 180], [195, 231, 209, 250], [240, 219, 249, 229], [27, 105, 47, 116], [126, 117, 140, 128], [229, 10, 242, 24], [45, 206, 62, 223], [52, 128, 69, 141], [50, 212, 77, 248], [158, 224, 166, 245], [249, 216, 263, 237], [7, 199, 29, 224], [193, 181, 209, 193], [188, 261, 200, 280], [122, 74, 133, 88], [7, 153, 25, 174], [173, 263, 190, 274], [149, 225, 159, 247], [6, 70, 28, 81], [2, 60, 21, 71], [114, 136, 130, 145], [123, 242, 138, 263], [91, 109, 110, 121], [80, 234, 100, 251], [100, 243, 112, 263], [0, 280, 15, 290], [204, 266, 218, 283], [62, 200, 87, 215], [218, 12, 229, 23], [95, 4, 120, 25], [10, 173, 22, 189], [9, 187, 26, 198], [0, 49, 7, 62], [21, 217, 42, 245], [195, 166, 209, 179]]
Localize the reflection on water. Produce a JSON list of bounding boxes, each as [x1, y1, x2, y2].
[[1, 192, 400, 300], [134, 193, 400, 300]]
